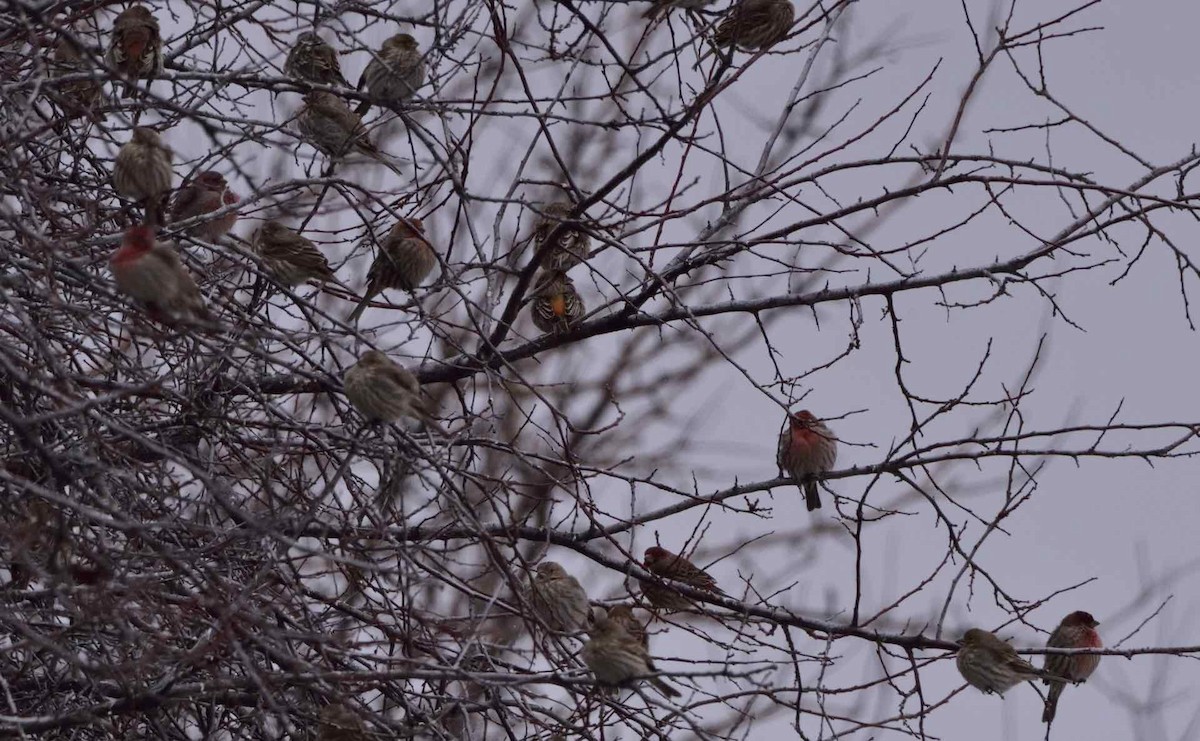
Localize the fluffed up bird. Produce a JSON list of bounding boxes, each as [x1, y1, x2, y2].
[[581, 614, 680, 698], [348, 218, 437, 322], [284, 32, 350, 87], [356, 32, 426, 117], [641, 546, 724, 612], [113, 127, 173, 222], [296, 91, 377, 157], [643, 0, 717, 19], [342, 350, 447, 434], [527, 561, 591, 634], [957, 628, 1067, 696], [529, 271, 585, 335], [104, 4, 163, 98], [531, 201, 591, 272], [316, 702, 366, 741], [169, 170, 239, 242], [777, 409, 838, 511], [1042, 611, 1102, 723], [49, 37, 102, 119], [713, 0, 795, 51], [109, 225, 209, 322], [605, 604, 649, 649], [250, 220, 337, 286]]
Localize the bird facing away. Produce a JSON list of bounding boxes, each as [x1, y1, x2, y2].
[[356, 32, 426, 117], [641, 546, 724, 612], [104, 4, 163, 98], [531, 201, 591, 272], [777, 409, 838, 511], [109, 225, 209, 323], [713, 0, 795, 51], [1042, 611, 1102, 723], [342, 350, 447, 434], [605, 604, 649, 649], [49, 37, 102, 119], [348, 218, 437, 322], [957, 628, 1067, 696], [296, 91, 380, 158], [251, 220, 337, 286], [529, 271, 585, 335], [580, 615, 680, 698], [526, 561, 591, 634], [284, 32, 350, 87], [169, 170, 239, 242], [113, 127, 173, 222]]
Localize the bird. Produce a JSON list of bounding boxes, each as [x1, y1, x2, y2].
[[956, 628, 1066, 696], [104, 4, 163, 98], [112, 127, 174, 223], [284, 32, 350, 87], [342, 350, 447, 434], [643, 0, 717, 20], [777, 409, 838, 511], [48, 37, 102, 119], [296, 91, 380, 158], [1042, 611, 1102, 723], [356, 32, 426, 117], [531, 201, 591, 272], [109, 225, 209, 322], [605, 604, 649, 649], [316, 702, 365, 741], [641, 545, 724, 611], [580, 614, 680, 698], [250, 220, 337, 286], [713, 0, 796, 51], [529, 271, 585, 334], [347, 218, 437, 322], [169, 170, 239, 242], [526, 561, 591, 634]]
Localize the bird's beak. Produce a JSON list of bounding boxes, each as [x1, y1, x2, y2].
[[1092, 620, 1101, 627]]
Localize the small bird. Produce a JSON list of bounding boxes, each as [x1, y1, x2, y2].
[[713, 0, 796, 51], [48, 37, 102, 119], [526, 561, 591, 634], [529, 271, 585, 334], [531, 201, 591, 272], [347, 218, 437, 322], [109, 225, 209, 322], [777, 409, 838, 511], [356, 32, 426, 117], [957, 628, 1066, 696], [284, 32, 350, 87], [317, 702, 365, 741], [580, 614, 680, 698], [296, 91, 380, 158], [104, 4, 163, 98], [643, 0, 717, 19], [641, 546, 724, 611], [169, 170, 239, 242], [605, 604, 649, 649], [251, 220, 337, 286], [342, 350, 446, 433], [1042, 611, 1102, 723], [113, 127, 174, 223]]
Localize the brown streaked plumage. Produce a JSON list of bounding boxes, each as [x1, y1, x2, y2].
[[169, 170, 239, 242], [713, 0, 795, 51], [342, 350, 447, 434], [356, 33, 425, 117], [529, 271, 585, 334], [531, 201, 591, 272], [581, 615, 680, 698], [348, 218, 437, 321], [284, 32, 349, 87], [251, 220, 337, 286], [104, 4, 163, 98]]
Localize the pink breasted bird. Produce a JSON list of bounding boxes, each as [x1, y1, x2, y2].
[[109, 225, 209, 322], [169, 170, 239, 242], [1042, 611, 1102, 723], [777, 409, 837, 511]]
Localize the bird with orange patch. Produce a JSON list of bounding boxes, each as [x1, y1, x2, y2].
[[777, 409, 837, 511], [529, 271, 584, 334]]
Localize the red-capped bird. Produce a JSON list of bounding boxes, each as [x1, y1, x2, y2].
[[1042, 611, 1102, 723], [777, 409, 837, 511], [109, 225, 209, 322], [169, 171, 239, 242], [347, 218, 437, 322]]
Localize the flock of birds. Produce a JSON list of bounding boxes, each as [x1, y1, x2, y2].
[[43, 0, 1105, 725]]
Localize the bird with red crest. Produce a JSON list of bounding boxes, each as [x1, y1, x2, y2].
[[777, 409, 837, 511]]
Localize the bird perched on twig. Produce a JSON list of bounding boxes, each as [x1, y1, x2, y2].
[[250, 220, 338, 287], [529, 271, 585, 335], [48, 37, 101, 120], [284, 32, 350, 87], [713, 0, 795, 51], [640, 545, 725, 612], [342, 350, 447, 434], [605, 605, 649, 649], [347, 218, 437, 322], [777, 409, 837, 511], [531, 201, 591, 272], [526, 561, 591, 634], [113, 127, 173, 224], [956, 628, 1067, 696], [581, 614, 680, 698], [296, 92, 409, 176], [356, 32, 426, 117], [104, 4, 163, 98], [169, 171, 239, 243], [109, 225, 209, 323], [1042, 611, 1102, 723]]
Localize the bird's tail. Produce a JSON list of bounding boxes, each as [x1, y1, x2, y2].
[[651, 677, 680, 698], [1042, 683, 1064, 724], [354, 100, 372, 118], [804, 480, 822, 511], [347, 293, 372, 323]]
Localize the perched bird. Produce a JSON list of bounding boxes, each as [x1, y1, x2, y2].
[[113, 127, 174, 222], [284, 32, 349, 87], [317, 702, 365, 741], [713, 0, 795, 51], [529, 271, 585, 334], [104, 4, 163, 98], [169, 170, 239, 242], [296, 91, 380, 158], [347, 218, 437, 322], [356, 32, 426, 117], [251, 220, 337, 286], [777, 409, 838, 511], [342, 350, 446, 433], [531, 201, 591, 272], [956, 628, 1066, 696], [1042, 611, 1102, 723], [641, 546, 724, 611], [580, 615, 680, 698], [109, 225, 209, 322], [48, 37, 102, 119], [605, 604, 649, 649], [526, 561, 591, 634], [643, 0, 717, 19]]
